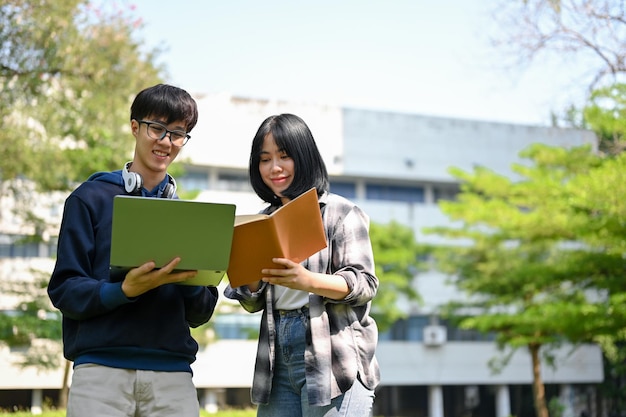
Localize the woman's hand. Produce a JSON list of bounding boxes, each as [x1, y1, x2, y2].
[[261, 258, 312, 290], [261, 258, 349, 300]]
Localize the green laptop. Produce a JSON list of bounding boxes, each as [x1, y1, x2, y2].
[[110, 195, 236, 286]]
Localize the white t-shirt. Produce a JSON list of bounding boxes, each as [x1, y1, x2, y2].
[[273, 286, 309, 310]]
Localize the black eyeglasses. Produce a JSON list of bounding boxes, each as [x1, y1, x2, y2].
[[136, 119, 191, 147]]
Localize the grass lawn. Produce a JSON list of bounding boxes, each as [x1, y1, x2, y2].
[[0, 409, 257, 417]]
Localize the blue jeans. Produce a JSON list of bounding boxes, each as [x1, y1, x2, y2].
[[257, 309, 375, 417]]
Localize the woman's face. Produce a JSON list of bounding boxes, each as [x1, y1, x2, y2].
[[259, 133, 294, 202]]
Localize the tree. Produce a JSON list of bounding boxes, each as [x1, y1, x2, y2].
[[491, 0, 626, 88], [0, 0, 165, 408], [425, 144, 626, 417], [488, 1, 626, 155], [369, 221, 426, 332], [1, 0, 164, 191], [556, 79, 626, 409], [565, 83, 626, 154], [489, 0, 626, 143], [0, 266, 66, 406], [565, 150, 626, 412]]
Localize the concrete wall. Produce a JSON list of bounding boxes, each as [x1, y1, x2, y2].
[[183, 94, 344, 174], [0, 340, 602, 390], [341, 109, 597, 181], [184, 95, 597, 182]]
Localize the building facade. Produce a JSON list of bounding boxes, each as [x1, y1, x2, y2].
[[0, 95, 603, 416]]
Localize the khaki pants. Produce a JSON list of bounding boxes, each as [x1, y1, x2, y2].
[[68, 364, 200, 417]]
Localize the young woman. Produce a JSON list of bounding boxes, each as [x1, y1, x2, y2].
[[225, 113, 380, 417]]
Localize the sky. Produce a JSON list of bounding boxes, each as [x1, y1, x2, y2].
[[120, 0, 589, 126]]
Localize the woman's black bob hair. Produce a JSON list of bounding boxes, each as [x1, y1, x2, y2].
[[249, 113, 329, 205]]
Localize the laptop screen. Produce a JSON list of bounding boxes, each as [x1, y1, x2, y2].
[[110, 196, 236, 286]]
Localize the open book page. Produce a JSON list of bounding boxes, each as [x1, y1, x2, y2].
[[227, 188, 327, 287], [233, 188, 314, 226], [271, 191, 326, 263], [234, 213, 269, 226]]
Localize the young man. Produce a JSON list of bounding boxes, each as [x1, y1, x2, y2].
[[48, 84, 216, 417]]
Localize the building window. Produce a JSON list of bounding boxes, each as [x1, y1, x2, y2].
[[447, 326, 495, 342], [217, 173, 251, 192], [379, 315, 496, 342], [47, 237, 58, 258], [177, 172, 208, 191], [0, 235, 41, 258], [212, 313, 261, 339], [380, 315, 430, 341], [366, 184, 424, 203], [433, 185, 459, 202], [330, 181, 356, 199]]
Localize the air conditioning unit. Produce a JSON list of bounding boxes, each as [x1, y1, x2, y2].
[[423, 325, 447, 347]]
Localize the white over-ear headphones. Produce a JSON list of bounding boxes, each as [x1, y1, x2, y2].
[[122, 161, 177, 198], [122, 161, 143, 195]]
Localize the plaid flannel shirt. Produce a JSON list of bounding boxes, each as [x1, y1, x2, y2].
[[224, 192, 380, 406]]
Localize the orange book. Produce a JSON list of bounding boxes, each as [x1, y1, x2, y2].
[[227, 188, 327, 288]]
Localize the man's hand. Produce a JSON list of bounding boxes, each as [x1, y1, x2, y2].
[[121, 257, 197, 298]]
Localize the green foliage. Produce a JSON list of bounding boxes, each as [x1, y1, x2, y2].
[[0, 0, 165, 388], [0, 412, 67, 417], [0, 269, 62, 369], [369, 221, 425, 332], [426, 143, 626, 414], [0, 0, 164, 191], [548, 397, 565, 417], [562, 82, 626, 155], [199, 411, 256, 417], [11, 407, 262, 417], [427, 143, 626, 345], [582, 84, 626, 155]]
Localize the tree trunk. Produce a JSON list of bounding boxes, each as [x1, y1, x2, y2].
[[58, 359, 70, 409], [529, 343, 549, 417]]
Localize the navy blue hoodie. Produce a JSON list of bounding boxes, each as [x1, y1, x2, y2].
[[48, 170, 218, 372]]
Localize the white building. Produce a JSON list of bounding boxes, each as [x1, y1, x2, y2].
[[0, 95, 603, 417]]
